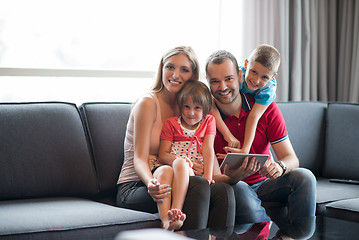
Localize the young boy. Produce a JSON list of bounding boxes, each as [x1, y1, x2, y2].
[[211, 44, 280, 153]]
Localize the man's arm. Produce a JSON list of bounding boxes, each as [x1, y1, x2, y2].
[[259, 138, 299, 179]]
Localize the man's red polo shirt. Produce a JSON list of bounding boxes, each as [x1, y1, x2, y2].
[[214, 92, 288, 184]]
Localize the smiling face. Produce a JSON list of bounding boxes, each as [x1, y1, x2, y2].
[[244, 61, 277, 91], [180, 96, 204, 130], [207, 58, 241, 105], [162, 54, 194, 94]]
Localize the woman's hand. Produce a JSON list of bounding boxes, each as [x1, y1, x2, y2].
[[147, 178, 171, 203], [192, 160, 204, 176]]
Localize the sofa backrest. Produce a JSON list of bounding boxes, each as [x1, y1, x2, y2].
[[0, 102, 98, 201], [276, 102, 327, 175], [79, 103, 131, 200], [324, 102, 359, 179]]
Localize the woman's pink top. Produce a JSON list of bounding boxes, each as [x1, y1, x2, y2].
[[117, 93, 163, 184]]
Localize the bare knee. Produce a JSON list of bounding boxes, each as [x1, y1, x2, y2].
[[154, 165, 173, 183], [172, 157, 188, 171]]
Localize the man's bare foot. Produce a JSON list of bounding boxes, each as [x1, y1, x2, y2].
[[166, 208, 186, 231]]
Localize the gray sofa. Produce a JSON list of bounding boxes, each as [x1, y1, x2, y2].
[[0, 102, 162, 240], [276, 102, 359, 222], [276, 102, 359, 223], [1, 101, 359, 239]]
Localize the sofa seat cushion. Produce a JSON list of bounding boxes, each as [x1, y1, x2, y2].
[[316, 178, 359, 215], [325, 198, 359, 223], [0, 197, 160, 236], [316, 178, 359, 204]]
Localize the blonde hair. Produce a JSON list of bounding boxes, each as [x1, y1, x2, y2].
[[248, 44, 281, 73], [152, 46, 200, 92], [177, 80, 212, 117]]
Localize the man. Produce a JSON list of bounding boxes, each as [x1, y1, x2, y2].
[[205, 50, 316, 240]]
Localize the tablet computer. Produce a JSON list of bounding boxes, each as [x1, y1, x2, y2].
[[219, 153, 269, 170]]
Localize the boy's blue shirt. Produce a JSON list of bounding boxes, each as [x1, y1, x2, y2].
[[239, 66, 277, 106]]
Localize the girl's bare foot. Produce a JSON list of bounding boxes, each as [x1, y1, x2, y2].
[[161, 220, 171, 230], [166, 208, 186, 231]]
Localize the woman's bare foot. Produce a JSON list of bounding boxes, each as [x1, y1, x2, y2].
[[166, 208, 186, 231]]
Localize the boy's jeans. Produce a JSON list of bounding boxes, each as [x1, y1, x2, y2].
[[233, 168, 316, 239]]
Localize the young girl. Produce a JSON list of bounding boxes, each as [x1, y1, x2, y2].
[[211, 44, 280, 154], [158, 80, 216, 230]]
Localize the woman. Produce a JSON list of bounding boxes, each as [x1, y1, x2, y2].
[[116, 46, 234, 230]]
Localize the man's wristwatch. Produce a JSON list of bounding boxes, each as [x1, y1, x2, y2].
[[278, 160, 287, 176]]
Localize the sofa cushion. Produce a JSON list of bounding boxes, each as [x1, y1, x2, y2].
[[325, 198, 359, 223], [0, 102, 98, 200], [79, 103, 131, 197], [324, 103, 359, 179], [276, 102, 327, 175], [316, 178, 359, 204], [315, 178, 359, 216], [0, 197, 160, 238]]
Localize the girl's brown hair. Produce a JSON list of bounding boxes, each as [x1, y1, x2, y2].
[[177, 80, 212, 117]]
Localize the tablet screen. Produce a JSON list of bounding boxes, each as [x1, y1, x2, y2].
[[220, 153, 269, 170]]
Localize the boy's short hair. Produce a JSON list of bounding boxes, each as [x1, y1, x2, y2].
[[205, 50, 240, 76], [248, 44, 281, 72], [177, 80, 212, 117]]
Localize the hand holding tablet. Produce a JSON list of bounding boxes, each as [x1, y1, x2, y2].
[[219, 153, 269, 170]]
